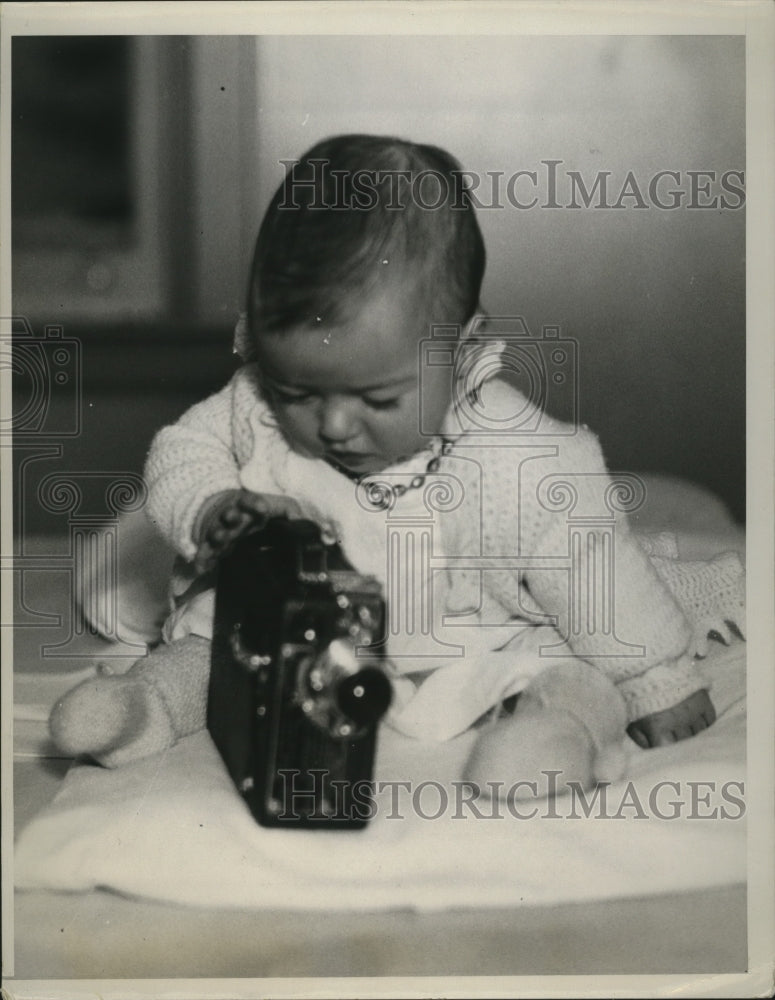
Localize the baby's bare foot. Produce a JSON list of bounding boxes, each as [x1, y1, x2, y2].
[[627, 689, 716, 749]]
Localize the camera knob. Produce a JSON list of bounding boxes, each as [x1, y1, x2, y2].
[[336, 668, 392, 726], [302, 638, 392, 736]]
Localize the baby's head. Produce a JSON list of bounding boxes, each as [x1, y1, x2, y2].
[[245, 134, 485, 475]]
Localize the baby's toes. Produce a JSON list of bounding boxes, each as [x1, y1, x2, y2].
[[628, 714, 679, 747], [626, 721, 652, 749], [657, 723, 691, 745], [691, 706, 716, 735], [647, 724, 678, 747]]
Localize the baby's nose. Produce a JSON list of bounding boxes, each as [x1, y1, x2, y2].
[[318, 396, 359, 443]]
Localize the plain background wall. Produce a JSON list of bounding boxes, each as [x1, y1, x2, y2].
[[249, 34, 745, 519]]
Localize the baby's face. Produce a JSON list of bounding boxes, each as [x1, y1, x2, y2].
[[255, 285, 455, 476]]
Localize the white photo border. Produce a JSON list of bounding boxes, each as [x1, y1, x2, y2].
[[1, 2, 772, 998]]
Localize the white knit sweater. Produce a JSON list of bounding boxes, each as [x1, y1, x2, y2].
[[145, 364, 744, 724]]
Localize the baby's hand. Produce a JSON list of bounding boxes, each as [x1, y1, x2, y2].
[[627, 689, 716, 749], [194, 489, 303, 574]]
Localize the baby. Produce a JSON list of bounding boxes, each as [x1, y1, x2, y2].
[[50, 134, 743, 794]]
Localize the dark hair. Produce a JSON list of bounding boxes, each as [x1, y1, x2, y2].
[[247, 134, 485, 341]]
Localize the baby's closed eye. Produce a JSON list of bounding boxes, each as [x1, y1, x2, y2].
[[271, 387, 314, 405], [363, 395, 401, 410]]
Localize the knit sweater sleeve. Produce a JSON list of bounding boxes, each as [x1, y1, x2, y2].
[[470, 379, 701, 720], [143, 367, 259, 560]]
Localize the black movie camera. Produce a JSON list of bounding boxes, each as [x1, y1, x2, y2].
[[208, 518, 392, 828]]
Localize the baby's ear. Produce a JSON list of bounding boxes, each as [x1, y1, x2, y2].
[[232, 312, 255, 361], [457, 308, 488, 344], [461, 312, 480, 339], [453, 315, 508, 399]]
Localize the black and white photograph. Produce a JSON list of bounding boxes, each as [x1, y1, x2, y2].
[[2, 2, 773, 997]]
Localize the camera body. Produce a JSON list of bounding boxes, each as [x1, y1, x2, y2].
[[208, 518, 392, 829], [419, 316, 578, 436]]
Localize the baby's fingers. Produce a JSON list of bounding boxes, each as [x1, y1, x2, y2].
[[196, 518, 250, 572], [194, 541, 218, 575], [209, 516, 249, 549], [237, 492, 303, 523], [219, 505, 247, 528]]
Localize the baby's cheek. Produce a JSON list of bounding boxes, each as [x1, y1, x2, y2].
[[274, 409, 321, 457], [373, 412, 422, 456]]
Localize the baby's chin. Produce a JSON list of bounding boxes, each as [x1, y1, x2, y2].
[[322, 449, 426, 480], [325, 451, 392, 478], [285, 437, 431, 477]]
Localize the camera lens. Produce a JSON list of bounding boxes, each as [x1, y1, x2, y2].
[[336, 668, 392, 725]]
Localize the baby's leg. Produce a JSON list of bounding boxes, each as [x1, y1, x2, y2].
[[464, 661, 628, 800], [49, 634, 211, 768]]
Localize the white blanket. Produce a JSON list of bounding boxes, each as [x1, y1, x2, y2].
[[14, 638, 745, 911]]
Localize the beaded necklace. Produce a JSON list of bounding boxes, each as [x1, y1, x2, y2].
[[350, 437, 457, 511]]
